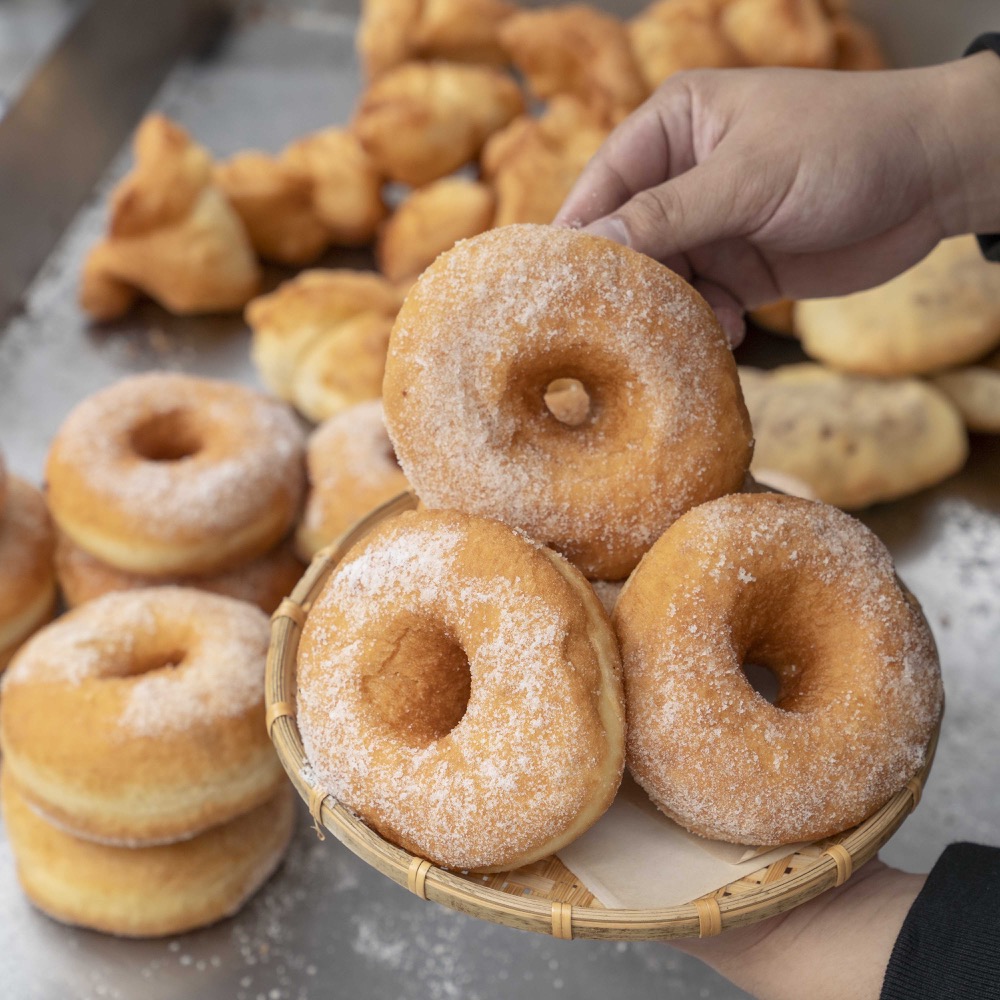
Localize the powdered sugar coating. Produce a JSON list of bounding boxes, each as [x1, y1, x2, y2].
[[615, 493, 943, 845], [296, 400, 408, 559], [382, 224, 752, 580], [45, 372, 305, 567], [297, 508, 624, 871], [4, 587, 269, 738]]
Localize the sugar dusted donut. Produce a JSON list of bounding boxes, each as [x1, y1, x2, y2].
[[297, 508, 625, 871], [46, 373, 305, 576], [0, 478, 57, 670], [295, 400, 409, 560], [615, 493, 944, 845], [55, 533, 304, 615], [383, 224, 753, 580], [3, 772, 295, 938], [0, 588, 285, 845]]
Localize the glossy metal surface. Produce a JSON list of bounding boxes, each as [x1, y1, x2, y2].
[[0, 2, 997, 998]]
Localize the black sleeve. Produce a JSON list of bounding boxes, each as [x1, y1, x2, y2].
[[880, 842, 1000, 999], [964, 33, 1000, 262]]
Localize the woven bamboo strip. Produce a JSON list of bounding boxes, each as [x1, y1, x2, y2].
[[265, 491, 942, 942]]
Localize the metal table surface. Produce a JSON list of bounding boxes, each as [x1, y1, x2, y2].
[[0, 2, 997, 998]]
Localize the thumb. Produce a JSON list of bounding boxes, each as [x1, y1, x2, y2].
[[582, 154, 766, 263]]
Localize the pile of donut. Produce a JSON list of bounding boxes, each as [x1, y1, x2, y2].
[[295, 224, 945, 874], [0, 379, 325, 937]]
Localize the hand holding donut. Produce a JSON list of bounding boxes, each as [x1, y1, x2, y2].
[[556, 54, 1000, 344]]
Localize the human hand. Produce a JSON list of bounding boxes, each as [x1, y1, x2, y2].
[[556, 53, 1000, 345]]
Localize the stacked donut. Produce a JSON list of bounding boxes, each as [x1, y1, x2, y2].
[[0, 587, 294, 937], [47, 372, 306, 613], [295, 225, 943, 871], [0, 448, 57, 669]]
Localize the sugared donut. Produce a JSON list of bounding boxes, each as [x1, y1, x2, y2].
[[55, 533, 304, 615], [614, 493, 943, 845], [0, 478, 57, 670], [46, 373, 305, 576], [1, 588, 286, 845], [383, 224, 753, 580], [297, 508, 625, 871], [295, 400, 409, 560], [3, 771, 295, 938]]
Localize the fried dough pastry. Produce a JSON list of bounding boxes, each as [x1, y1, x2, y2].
[[932, 349, 1000, 435], [720, 0, 836, 68], [354, 62, 524, 186], [247, 269, 405, 400], [377, 178, 496, 282], [831, 14, 887, 70], [214, 152, 329, 266], [358, 0, 515, 79], [629, 0, 741, 89], [281, 128, 386, 247], [499, 5, 648, 124], [79, 115, 260, 320], [482, 97, 609, 226]]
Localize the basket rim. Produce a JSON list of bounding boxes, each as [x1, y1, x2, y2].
[[266, 490, 941, 941]]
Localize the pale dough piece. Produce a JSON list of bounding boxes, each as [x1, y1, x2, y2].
[[931, 349, 1000, 434], [796, 236, 1000, 376], [739, 364, 968, 509], [290, 312, 395, 423], [377, 178, 496, 282], [247, 269, 404, 400], [79, 115, 260, 320]]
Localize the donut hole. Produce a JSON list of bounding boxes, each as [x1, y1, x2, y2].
[[123, 648, 187, 678], [130, 409, 203, 462], [742, 662, 781, 704], [362, 625, 471, 747], [544, 378, 592, 427]]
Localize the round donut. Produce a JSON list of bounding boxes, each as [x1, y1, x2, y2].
[[295, 400, 409, 560], [297, 508, 625, 871], [383, 224, 753, 580], [614, 493, 943, 845], [3, 771, 295, 938], [45, 373, 305, 576], [55, 532, 304, 615], [0, 477, 57, 671], [0, 587, 286, 845]]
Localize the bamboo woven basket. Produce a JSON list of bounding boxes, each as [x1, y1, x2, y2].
[[266, 490, 940, 942]]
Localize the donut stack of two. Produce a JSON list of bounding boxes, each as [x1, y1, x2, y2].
[[47, 372, 307, 614], [296, 225, 943, 872], [0, 586, 295, 937], [0, 449, 57, 670]]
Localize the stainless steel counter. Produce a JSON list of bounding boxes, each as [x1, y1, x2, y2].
[[0, 2, 997, 998]]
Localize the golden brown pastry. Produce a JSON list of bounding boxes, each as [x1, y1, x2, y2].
[[629, 0, 742, 90], [377, 177, 496, 282], [297, 508, 625, 871], [353, 62, 524, 186], [247, 269, 405, 401], [499, 5, 648, 124], [1, 588, 286, 846], [831, 13, 887, 70], [720, 0, 836, 68], [0, 478, 56, 671], [357, 0, 423, 80], [79, 115, 260, 320], [3, 771, 295, 938], [281, 128, 387, 247], [482, 96, 609, 227], [749, 298, 797, 336], [213, 151, 329, 265], [295, 400, 409, 561], [616, 492, 943, 844]]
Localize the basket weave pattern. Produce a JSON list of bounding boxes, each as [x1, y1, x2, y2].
[[266, 491, 938, 941]]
